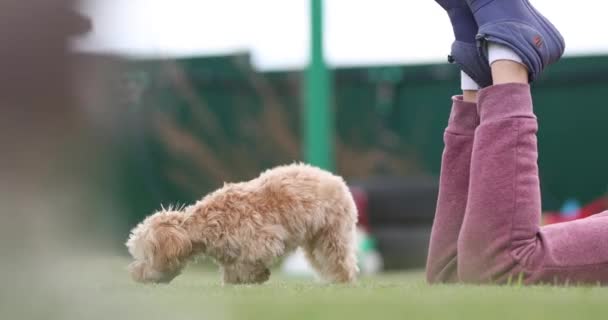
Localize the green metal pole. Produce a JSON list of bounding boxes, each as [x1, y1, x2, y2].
[[305, 0, 334, 171]]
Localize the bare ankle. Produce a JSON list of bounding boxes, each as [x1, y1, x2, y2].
[[462, 90, 478, 103], [491, 60, 528, 85]]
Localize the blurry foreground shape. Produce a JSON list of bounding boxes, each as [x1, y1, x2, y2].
[[0, 0, 98, 256], [0, 1, 132, 319]]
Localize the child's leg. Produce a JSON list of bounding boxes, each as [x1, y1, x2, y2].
[[426, 95, 478, 283], [457, 82, 608, 284]]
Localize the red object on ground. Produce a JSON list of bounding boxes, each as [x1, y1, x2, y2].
[[543, 196, 608, 225], [350, 186, 370, 231], [579, 196, 608, 218]]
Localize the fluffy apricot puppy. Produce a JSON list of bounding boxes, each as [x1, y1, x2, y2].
[[126, 163, 359, 285]]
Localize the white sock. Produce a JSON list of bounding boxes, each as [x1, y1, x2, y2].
[[487, 42, 524, 66], [460, 71, 480, 91]]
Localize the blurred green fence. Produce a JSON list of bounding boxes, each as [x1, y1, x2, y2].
[[107, 53, 608, 230]]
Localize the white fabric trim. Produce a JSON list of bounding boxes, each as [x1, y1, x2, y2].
[[488, 42, 524, 66], [460, 71, 480, 91]]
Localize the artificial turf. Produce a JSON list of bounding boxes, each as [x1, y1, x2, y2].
[[10, 256, 608, 320]]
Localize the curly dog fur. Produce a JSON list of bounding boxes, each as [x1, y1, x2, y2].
[[126, 163, 359, 285]]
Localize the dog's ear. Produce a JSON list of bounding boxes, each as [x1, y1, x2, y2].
[[151, 224, 193, 271]]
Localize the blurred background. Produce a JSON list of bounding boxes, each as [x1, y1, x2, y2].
[[1, 0, 608, 317]]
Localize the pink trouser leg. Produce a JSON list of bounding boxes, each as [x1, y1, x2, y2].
[[427, 96, 479, 283], [458, 83, 608, 285]]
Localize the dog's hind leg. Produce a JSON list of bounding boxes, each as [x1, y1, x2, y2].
[[303, 241, 324, 280], [310, 224, 358, 283]]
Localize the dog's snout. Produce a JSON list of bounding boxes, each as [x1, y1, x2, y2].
[[155, 271, 179, 284]]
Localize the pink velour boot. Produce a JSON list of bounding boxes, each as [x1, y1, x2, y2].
[[458, 83, 608, 285], [427, 96, 479, 283]]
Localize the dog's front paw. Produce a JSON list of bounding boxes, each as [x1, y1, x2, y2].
[[251, 268, 270, 284], [233, 267, 270, 284], [220, 264, 270, 285], [221, 265, 240, 285]]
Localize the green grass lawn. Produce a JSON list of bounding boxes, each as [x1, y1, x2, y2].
[[11, 256, 608, 320]]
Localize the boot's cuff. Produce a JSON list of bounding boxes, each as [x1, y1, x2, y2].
[[446, 95, 479, 134], [477, 83, 535, 122]]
